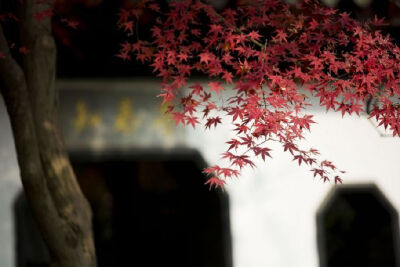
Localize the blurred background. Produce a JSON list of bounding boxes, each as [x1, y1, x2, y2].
[[2, 0, 400, 266]]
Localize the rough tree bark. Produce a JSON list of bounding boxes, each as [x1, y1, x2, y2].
[[0, 1, 97, 266]]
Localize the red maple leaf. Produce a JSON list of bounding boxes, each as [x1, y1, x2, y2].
[[205, 177, 226, 190], [253, 147, 272, 161], [199, 52, 213, 64], [334, 176, 343, 184], [274, 29, 287, 42], [209, 24, 223, 35], [118, 8, 131, 23], [122, 21, 134, 34], [120, 42, 131, 52], [115, 50, 131, 61], [189, 83, 203, 96], [186, 116, 199, 128], [222, 71, 233, 83], [171, 112, 186, 125], [226, 139, 240, 151], [208, 81, 224, 94], [205, 117, 222, 129], [247, 30, 261, 40]]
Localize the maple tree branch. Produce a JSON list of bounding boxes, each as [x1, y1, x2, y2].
[[2, 1, 97, 265], [0, 22, 69, 264], [245, 138, 271, 154]]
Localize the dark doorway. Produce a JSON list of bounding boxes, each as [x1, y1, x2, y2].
[[14, 149, 232, 267], [317, 184, 400, 267]]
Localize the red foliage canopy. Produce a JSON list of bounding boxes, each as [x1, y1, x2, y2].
[[114, 0, 400, 189]]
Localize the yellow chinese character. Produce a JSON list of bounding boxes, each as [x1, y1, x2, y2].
[[72, 100, 102, 132], [114, 98, 141, 134], [152, 102, 174, 135]]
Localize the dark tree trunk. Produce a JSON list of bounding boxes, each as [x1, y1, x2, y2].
[[0, 1, 97, 266]]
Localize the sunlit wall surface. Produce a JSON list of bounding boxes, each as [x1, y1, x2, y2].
[[186, 91, 400, 267]]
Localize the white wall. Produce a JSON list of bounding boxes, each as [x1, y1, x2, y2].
[[185, 102, 400, 267], [0, 97, 22, 267]]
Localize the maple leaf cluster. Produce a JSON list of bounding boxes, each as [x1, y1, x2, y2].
[[117, 0, 400, 189]]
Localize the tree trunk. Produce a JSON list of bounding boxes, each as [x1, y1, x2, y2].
[[0, 1, 97, 266]]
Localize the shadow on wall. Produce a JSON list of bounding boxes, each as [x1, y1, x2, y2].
[[317, 183, 400, 267], [14, 149, 232, 267]]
